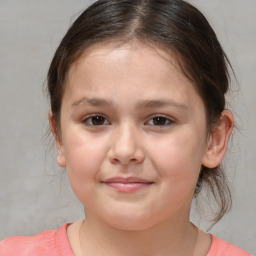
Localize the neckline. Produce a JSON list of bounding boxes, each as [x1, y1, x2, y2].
[[57, 223, 216, 256], [55, 223, 75, 256]]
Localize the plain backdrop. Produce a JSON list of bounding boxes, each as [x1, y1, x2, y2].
[[0, 0, 255, 254]]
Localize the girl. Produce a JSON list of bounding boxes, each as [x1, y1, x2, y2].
[[0, 0, 253, 255]]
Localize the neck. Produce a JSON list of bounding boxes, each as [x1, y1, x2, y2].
[[77, 213, 198, 256]]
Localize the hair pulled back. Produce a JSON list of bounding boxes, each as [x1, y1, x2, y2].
[[47, 0, 232, 224]]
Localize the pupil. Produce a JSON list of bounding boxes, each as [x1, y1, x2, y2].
[[153, 117, 166, 125], [92, 116, 105, 125]]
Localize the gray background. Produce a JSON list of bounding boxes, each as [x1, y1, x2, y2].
[[0, 0, 255, 254]]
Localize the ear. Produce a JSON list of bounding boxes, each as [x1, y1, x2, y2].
[[48, 111, 66, 167], [202, 110, 234, 168]]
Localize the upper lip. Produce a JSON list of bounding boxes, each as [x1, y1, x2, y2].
[[103, 177, 153, 184]]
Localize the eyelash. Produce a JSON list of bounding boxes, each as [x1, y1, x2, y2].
[[82, 114, 174, 127]]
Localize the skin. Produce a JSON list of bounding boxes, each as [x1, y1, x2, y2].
[[50, 41, 233, 256]]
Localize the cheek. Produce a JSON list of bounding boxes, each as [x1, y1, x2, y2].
[[62, 132, 107, 185], [150, 129, 205, 183], [63, 139, 105, 205]]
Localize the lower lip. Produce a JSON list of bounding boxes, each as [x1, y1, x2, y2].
[[104, 182, 153, 193]]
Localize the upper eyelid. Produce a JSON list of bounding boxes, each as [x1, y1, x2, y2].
[[146, 114, 175, 121], [82, 113, 108, 120]]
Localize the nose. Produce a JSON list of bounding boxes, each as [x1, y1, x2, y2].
[[108, 123, 145, 165]]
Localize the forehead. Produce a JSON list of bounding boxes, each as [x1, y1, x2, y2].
[[66, 40, 192, 91], [64, 41, 203, 107]]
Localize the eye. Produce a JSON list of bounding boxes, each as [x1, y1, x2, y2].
[[147, 116, 173, 126], [83, 115, 110, 126]]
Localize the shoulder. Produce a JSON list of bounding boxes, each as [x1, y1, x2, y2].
[[0, 224, 70, 256], [207, 235, 252, 256], [0, 230, 55, 256]]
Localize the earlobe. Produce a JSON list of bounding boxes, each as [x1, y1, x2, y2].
[[56, 152, 66, 168], [48, 111, 66, 167], [202, 110, 234, 168]]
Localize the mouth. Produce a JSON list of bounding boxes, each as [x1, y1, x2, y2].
[[102, 177, 154, 193]]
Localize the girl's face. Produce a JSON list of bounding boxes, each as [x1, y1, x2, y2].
[[56, 41, 211, 230]]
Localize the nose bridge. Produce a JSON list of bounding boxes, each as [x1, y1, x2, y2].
[[109, 121, 144, 165], [114, 121, 137, 154]]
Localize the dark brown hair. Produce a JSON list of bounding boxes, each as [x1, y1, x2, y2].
[[47, 0, 233, 224]]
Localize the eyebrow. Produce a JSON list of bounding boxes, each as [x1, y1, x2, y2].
[[72, 97, 112, 107], [72, 97, 187, 109], [138, 99, 187, 109]]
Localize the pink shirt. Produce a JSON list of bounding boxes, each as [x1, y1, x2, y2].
[[0, 224, 252, 256]]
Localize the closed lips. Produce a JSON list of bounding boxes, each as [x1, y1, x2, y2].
[[102, 177, 154, 192]]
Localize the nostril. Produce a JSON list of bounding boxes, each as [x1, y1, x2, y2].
[[108, 148, 145, 165]]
